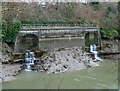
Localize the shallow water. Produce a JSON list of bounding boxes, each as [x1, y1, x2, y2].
[[39, 37, 84, 50], [2, 59, 118, 89]]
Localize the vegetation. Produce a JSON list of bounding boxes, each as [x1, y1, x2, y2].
[[2, 2, 118, 30], [22, 20, 96, 26], [118, 1, 120, 36], [90, 1, 99, 5], [103, 5, 118, 30], [1, 20, 21, 42], [100, 29, 118, 38], [22, 21, 71, 25], [1, 2, 119, 41]]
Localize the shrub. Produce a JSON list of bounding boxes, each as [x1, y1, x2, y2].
[[100, 29, 118, 38], [1, 20, 21, 42], [108, 30, 118, 37], [90, 1, 99, 5]]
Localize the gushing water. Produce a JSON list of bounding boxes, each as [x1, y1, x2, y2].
[[24, 50, 35, 71], [90, 44, 102, 61]]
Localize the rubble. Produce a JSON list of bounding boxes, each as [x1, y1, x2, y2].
[[41, 47, 101, 74]]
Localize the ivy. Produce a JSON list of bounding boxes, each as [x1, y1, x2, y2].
[[1, 20, 21, 42]]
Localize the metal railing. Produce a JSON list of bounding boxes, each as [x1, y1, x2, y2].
[[21, 23, 99, 29]]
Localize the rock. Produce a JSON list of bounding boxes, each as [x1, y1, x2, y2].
[[88, 61, 100, 67], [1, 43, 13, 63], [101, 40, 119, 53], [0, 43, 22, 82], [41, 46, 101, 74], [0, 64, 22, 82]]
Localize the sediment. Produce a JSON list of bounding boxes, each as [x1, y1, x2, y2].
[[1, 40, 119, 81], [41, 47, 102, 74], [101, 40, 119, 53], [0, 64, 22, 82], [0, 43, 22, 82]]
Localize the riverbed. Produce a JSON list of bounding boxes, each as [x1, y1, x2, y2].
[[2, 59, 118, 89]]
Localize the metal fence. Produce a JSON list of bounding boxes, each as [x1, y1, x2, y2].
[[21, 23, 99, 29]]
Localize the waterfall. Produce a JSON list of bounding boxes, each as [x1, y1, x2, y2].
[[90, 44, 102, 61], [24, 51, 35, 71]]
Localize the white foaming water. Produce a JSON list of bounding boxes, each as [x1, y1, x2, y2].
[[25, 63, 32, 71], [90, 44, 102, 61], [24, 51, 35, 71], [24, 62, 31, 71]]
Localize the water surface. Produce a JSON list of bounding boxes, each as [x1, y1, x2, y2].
[[39, 37, 84, 50], [3, 59, 118, 89]]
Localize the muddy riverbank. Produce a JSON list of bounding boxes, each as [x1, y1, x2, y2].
[[1, 38, 119, 82], [1, 43, 102, 81], [41, 47, 102, 74], [100, 54, 120, 60], [0, 43, 22, 82], [0, 64, 22, 82], [101, 39, 119, 53], [3, 59, 118, 89]]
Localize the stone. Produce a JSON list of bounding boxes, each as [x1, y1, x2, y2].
[[41, 46, 101, 74]]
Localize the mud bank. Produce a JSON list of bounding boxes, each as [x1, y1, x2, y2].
[[0, 43, 22, 82], [101, 54, 120, 60], [41, 47, 102, 74], [0, 64, 22, 82], [101, 39, 119, 53], [1, 43, 13, 63]]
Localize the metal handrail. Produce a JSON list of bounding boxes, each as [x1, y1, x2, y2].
[[21, 23, 98, 28]]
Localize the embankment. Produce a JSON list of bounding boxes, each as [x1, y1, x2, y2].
[[0, 43, 22, 82]]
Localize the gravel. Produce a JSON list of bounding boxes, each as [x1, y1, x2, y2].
[[41, 47, 102, 74]]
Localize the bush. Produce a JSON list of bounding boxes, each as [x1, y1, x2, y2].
[[0, 20, 7, 41], [1, 20, 21, 42], [90, 1, 99, 5], [100, 29, 118, 38], [108, 30, 118, 37], [78, 20, 86, 24]]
